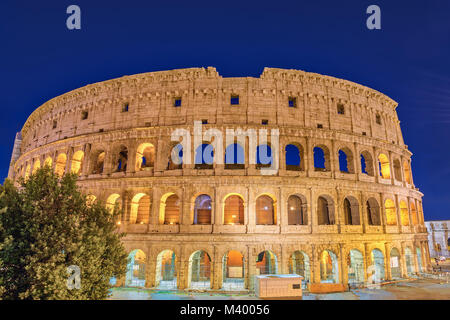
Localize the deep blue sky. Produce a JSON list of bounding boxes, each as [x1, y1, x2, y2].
[[0, 1, 449, 220]]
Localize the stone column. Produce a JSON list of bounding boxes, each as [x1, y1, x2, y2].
[[212, 246, 222, 289], [384, 243, 392, 280], [145, 248, 156, 288], [248, 247, 256, 290], [339, 244, 348, 286]]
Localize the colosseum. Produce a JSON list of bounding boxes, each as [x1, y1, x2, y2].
[[8, 67, 431, 291]]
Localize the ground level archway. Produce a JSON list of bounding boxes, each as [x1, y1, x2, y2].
[[222, 250, 245, 291], [125, 249, 146, 287], [155, 250, 177, 289]]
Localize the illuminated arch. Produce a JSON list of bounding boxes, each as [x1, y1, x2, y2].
[[155, 250, 177, 289], [32, 159, 40, 175], [71, 150, 84, 175], [384, 199, 397, 225], [159, 193, 180, 225], [255, 194, 277, 225], [378, 153, 391, 179], [136, 143, 155, 171], [106, 193, 121, 213], [223, 194, 245, 225], [55, 153, 67, 177], [256, 250, 277, 275], [399, 200, 409, 226], [44, 156, 53, 168], [222, 250, 245, 290], [188, 250, 212, 289], [130, 193, 150, 224], [125, 249, 146, 287], [320, 250, 339, 283]]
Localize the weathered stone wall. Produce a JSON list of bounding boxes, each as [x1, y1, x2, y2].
[[10, 67, 430, 290]]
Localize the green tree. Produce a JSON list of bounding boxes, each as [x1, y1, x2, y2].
[[0, 167, 127, 300]]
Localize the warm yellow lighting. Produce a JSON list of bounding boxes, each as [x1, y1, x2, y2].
[[117, 221, 121, 225]]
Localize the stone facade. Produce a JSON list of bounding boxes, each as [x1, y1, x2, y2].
[[425, 220, 450, 258], [9, 67, 430, 290]]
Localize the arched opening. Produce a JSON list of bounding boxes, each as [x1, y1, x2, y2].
[[223, 194, 244, 225], [378, 153, 391, 179], [287, 195, 307, 225], [385, 199, 397, 226], [317, 195, 335, 225], [348, 249, 364, 286], [256, 250, 277, 275], [320, 250, 339, 283], [116, 146, 128, 172], [366, 198, 381, 226], [44, 156, 52, 168], [285, 143, 304, 171], [410, 202, 418, 225], [390, 248, 402, 279], [106, 193, 121, 214], [338, 148, 354, 173], [222, 250, 245, 291], [125, 249, 146, 287], [195, 143, 214, 169], [289, 251, 310, 288], [167, 143, 183, 170], [403, 160, 412, 184], [370, 249, 385, 282], [360, 151, 374, 176], [255, 195, 276, 225], [155, 250, 177, 289], [92, 151, 105, 174], [71, 150, 84, 175], [405, 248, 414, 275], [55, 153, 67, 177], [130, 193, 150, 224], [160, 194, 180, 225], [343, 196, 360, 225], [188, 250, 211, 289], [24, 164, 31, 180], [313, 145, 330, 171], [399, 201, 409, 226], [393, 159, 402, 181], [193, 194, 212, 225], [225, 143, 245, 169], [32, 159, 41, 175], [256, 144, 272, 168], [416, 247, 423, 273], [136, 143, 155, 171]]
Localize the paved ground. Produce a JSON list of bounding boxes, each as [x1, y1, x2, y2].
[[109, 278, 450, 300]]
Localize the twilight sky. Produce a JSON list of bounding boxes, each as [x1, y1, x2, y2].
[[0, 0, 449, 220]]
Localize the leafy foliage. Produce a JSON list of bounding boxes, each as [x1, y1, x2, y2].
[[0, 167, 127, 300]]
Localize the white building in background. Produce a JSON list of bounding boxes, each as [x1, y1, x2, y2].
[[425, 220, 450, 258]]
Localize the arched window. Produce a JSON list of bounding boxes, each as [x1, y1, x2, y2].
[[320, 250, 339, 283], [378, 154, 391, 179], [223, 195, 244, 225], [287, 195, 307, 225], [130, 193, 150, 224], [343, 196, 360, 225], [44, 156, 53, 168], [348, 249, 364, 285], [155, 250, 177, 289], [285, 144, 303, 171], [193, 194, 212, 225], [313, 145, 330, 171], [161, 194, 180, 225], [256, 144, 272, 168], [116, 146, 128, 172], [136, 143, 155, 171], [255, 195, 275, 225], [366, 198, 381, 226], [71, 150, 84, 175], [225, 143, 245, 169], [168, 144, 183, 170], [338, 148, 354, 173], [317, 195, 335, 225], [403, 160, 412, 184], [195, 143, 213, 169], [126, 249, 146, 287], [55, 153, 67, 177], [385, 199, 397, 225], [223, 250, 245, 290], [360, 151, 374, 176], [32, 159, 41, 175], [106, 193, 121, 214], [289, 251, 310, 284], [399, 200, 409, 226], [371, 249, 385, 280], [24, 164, 31, 180], [256, 250, 277, 274], [91, 151, 105, 174], [188, 250, 211, 289], [410, 202, 418, 225], [393, 159, 402, 181]]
